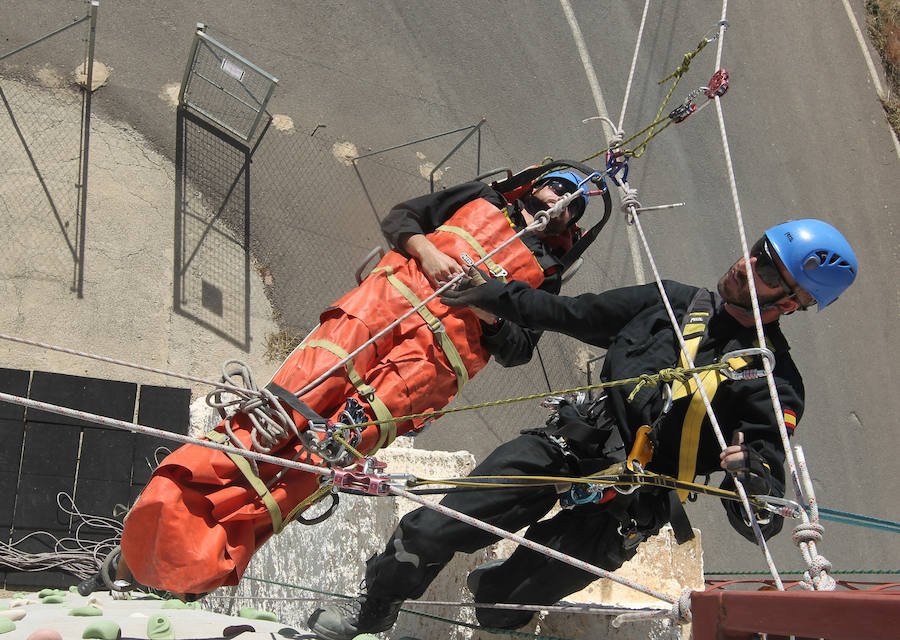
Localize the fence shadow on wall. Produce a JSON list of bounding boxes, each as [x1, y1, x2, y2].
[[173, 107, 263, 351]]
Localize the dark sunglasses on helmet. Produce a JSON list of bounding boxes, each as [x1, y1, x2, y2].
[[750, 236, 815, 310], [538, 179, 585, 220]]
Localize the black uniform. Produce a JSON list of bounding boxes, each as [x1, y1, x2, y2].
[[381, 181, 565, 367], [362, 279, 804, 628]]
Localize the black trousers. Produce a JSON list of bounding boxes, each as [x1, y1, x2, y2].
[[364, 434, 659, 624]]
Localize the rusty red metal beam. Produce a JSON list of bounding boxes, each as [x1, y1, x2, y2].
[[692, 589, 900, 640]]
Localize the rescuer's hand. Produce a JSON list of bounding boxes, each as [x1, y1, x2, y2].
[[720, 432, 773, 495], [440, 266, 505, 319]]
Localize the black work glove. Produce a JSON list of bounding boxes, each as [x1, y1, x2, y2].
[[720, 432, 773, 496], [439, 266, 506, 313]]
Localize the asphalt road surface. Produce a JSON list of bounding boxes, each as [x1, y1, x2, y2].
[[3, 0, 899, 587]]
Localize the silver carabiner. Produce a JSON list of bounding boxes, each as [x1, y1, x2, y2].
[[755, 495, 803, 519], [719, 347, 775, 380]]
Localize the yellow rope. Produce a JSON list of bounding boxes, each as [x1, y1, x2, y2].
[[581, 36, 714, 163], [334, 361, 730, 433], [408, 471, 761, 506]]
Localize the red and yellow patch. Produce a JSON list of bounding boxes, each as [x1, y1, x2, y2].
[[784, 409, 797, 432]]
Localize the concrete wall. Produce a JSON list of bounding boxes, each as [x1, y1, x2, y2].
[[207, 437, 703, 640]]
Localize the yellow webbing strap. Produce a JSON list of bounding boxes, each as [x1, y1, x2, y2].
[[372, 266, 469, 392], [670, 310, 755, 502], [283, 482, 334, 525], [206, 429, 286, 534], [436, 224, 509, 282], [300, 338, 397, 452]]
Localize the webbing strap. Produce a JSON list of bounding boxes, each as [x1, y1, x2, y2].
[[372, 266, 469, 392], [436, 224, 509, 282], [284, 482, 334, 525], [206, 429, 285, 534], [670, 303, 751, 502], [300, 338, 396, 452]]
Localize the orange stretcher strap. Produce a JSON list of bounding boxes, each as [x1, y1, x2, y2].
[[373, 265, 469, 393]]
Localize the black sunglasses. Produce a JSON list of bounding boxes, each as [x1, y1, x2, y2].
[[750, 237, 815, 310], [539, 179, 585, 220]]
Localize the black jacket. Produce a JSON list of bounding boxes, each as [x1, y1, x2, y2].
[[381, 181, 564, 367], [463, 278, 804, 541]]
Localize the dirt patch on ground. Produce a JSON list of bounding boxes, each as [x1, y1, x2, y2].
[[866, 0, 900, 134]]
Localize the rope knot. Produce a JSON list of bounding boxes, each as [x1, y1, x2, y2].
[[627, 373, 658, 402], [792, 522, 824, 545], [656, 367, 691, 384], [669, 588, 693, 625], [620, 185, 642, 224]]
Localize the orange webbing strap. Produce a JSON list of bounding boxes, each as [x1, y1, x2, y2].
[[372, 265, 469, 393], [299, 338, 397, 452]]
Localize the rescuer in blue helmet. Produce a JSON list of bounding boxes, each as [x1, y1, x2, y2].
[[308, 218, 857, 639], [718, 218, 858, 323]]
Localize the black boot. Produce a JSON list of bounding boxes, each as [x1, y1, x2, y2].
[[307, 586, 403, 640], [467, 560, 536, 630]]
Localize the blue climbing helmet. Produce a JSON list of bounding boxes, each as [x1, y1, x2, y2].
[[764, 219, 858, 309], [533, 170, 589, 225]]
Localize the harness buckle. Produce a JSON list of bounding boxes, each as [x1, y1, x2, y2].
[[719, 347, 776, 380]]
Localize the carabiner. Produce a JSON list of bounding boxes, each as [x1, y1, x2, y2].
[[719, 347, 776, 380]]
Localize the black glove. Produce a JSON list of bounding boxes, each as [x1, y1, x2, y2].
[[724, 444, 773, 496], [439, 266, 506, 312]]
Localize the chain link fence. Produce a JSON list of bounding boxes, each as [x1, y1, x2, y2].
[[0, 0, 97, 297]]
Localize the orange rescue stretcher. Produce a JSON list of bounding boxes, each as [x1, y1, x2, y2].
[[120, 198, 546, 594], [121, 163, 611, 595]]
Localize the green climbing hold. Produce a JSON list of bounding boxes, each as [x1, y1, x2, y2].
[[37, 589, 55, 598], [239, 606, 278, 622], [69, 605, 103, 616], [12, 593, 28, 600], [161, 598, 200, 610], [81, 620, 121, 640], [0, 618, 15, 634], [147, 613, 175, 640], [41, 595, 65, 604], [69, 585, 80, 593]]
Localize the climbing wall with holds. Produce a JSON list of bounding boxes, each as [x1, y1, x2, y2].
[[0, 368, 190, 590]]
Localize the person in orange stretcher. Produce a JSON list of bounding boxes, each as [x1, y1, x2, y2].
[[116, 163, 610, 597]]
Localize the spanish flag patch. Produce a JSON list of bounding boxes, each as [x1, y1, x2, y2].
[[784, 409, 797, 432]]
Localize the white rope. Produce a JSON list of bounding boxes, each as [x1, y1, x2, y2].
[[0, 493, 122, 581], [0, 390, 333, 480], [0, 333, 255, 395], [390, 485, 677, 606], [626, 198, 783, 588], [710, 0, 833, 590], [617, 0, 652, 135]]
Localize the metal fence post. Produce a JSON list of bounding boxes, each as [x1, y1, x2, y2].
[[74, 0, 99, 297]]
